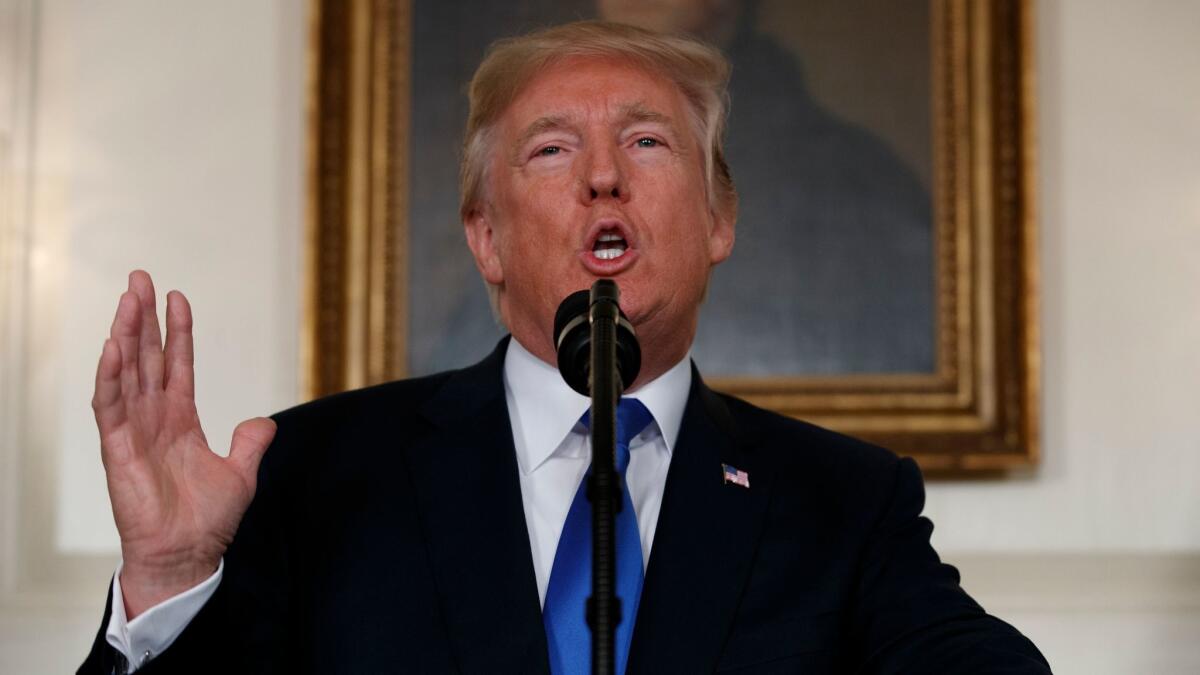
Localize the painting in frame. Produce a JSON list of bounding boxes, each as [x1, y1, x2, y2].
[[304, 0, 1039, 474]]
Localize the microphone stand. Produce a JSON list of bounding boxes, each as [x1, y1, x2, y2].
[[586, 280, 623, 675]]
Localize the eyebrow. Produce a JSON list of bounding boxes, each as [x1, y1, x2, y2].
[[509, 103, 679, 160], [512, 115, 575, 158], [616, 102, 675, 128]]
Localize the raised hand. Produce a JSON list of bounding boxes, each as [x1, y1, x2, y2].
[[92, 271, 276, 618]]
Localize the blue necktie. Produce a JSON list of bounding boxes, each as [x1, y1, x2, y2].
[[543, 398, 654, 675]]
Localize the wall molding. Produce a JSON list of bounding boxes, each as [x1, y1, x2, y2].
[[0, 0, 119, 613], [951, 553, 1200, 612], [0, 0, 39, 603]]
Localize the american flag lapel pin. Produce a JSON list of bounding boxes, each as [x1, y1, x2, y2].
[[722, 463, 750, 489]]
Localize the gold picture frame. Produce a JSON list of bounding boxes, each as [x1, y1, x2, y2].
[[303, 0, 1039, 474]]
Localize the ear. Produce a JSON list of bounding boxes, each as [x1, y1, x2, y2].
[[464, 207, 505, 285], [707, 203, 736, 265]]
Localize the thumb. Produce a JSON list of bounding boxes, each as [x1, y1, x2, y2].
[[228, 417, 276, 488]]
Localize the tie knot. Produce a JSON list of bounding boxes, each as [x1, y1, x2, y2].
[[615, 397, 653, 449], [581, 398, 654, 474]]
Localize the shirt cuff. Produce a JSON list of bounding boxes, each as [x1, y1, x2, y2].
[[104, 558, 223, 673]]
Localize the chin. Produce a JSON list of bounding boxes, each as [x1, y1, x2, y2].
[[616, 293, 662, 336]]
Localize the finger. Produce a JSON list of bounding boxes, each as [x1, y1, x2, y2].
[[110, 289, 142, 395], [228, 418, 276, 491], [129, 270, 165, 392], [91, 338, 127, 431], [163, 290, 195, 397]]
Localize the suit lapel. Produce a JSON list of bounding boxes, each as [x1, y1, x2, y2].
[[628, 368, 773, 673], [403, 338, 550, 674], [402, 345, 770, 673]]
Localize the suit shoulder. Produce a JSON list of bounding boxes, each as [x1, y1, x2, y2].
[[714, 390, 902, 476], [260, 369, 465, 478], [270, 370, 453, 429]]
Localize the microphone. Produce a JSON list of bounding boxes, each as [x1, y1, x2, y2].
[[553, 281, 642, 396], [553, 279, 641, 674]]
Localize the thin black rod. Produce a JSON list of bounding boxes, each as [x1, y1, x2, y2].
[[587, 280, 622, 675]]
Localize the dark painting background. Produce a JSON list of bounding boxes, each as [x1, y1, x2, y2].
[[406, 0, 934, 377]]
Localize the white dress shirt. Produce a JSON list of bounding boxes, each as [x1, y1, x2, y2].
[[106, 337, 692, 670]]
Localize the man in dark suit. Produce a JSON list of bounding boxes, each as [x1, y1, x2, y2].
[[81, 21, 1048, 674]]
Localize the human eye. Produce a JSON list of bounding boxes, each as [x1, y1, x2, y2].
[[635, 137, 659, 148], [523, 135, 576, 166]]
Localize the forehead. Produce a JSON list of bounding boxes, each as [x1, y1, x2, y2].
[[499, 56, 690, 133]]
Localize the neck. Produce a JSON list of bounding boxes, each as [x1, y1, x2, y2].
[[508, 317, 692, 394]]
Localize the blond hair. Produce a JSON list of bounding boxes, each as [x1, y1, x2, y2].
[[459, 20, 737, 223]]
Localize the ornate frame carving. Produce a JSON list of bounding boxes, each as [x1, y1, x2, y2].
[[305, 0, 1039, 473], [304, 0, 407, 397]]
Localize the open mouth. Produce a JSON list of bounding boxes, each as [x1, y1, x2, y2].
[[580, 219, 638, 273], [592, 231, 629, 260]]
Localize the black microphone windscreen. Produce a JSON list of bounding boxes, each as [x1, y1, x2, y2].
[[554, 289, 593, 396], [554, 289, 591, 349], [553, 283, 641, 396]]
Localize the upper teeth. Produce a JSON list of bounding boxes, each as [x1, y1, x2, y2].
[[598, 233, 623, 242]]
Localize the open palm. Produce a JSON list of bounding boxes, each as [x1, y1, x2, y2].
[[93, 271, 275, 617]]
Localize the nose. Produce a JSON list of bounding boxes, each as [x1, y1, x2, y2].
[[580, 145, 628, 204]]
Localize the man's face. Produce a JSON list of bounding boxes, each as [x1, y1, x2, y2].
[[464, 56, 734, 381]]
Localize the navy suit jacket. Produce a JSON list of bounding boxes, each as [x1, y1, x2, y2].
[[81, 338, 1048, 673]]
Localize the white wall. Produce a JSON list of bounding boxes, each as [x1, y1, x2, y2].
[[1, 1, 1198, 673], [0, 0, 305, 671], [934, 3, 1200, 671], [927, 3, 1200, 671], [36, 0, 306, 552], [924, 0, 1200, 555]]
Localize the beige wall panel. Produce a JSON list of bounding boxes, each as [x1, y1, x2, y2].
[[925, 0, 1200, 553]]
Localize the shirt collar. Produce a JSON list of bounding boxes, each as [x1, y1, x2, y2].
[[503, 336, 692, 475]]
